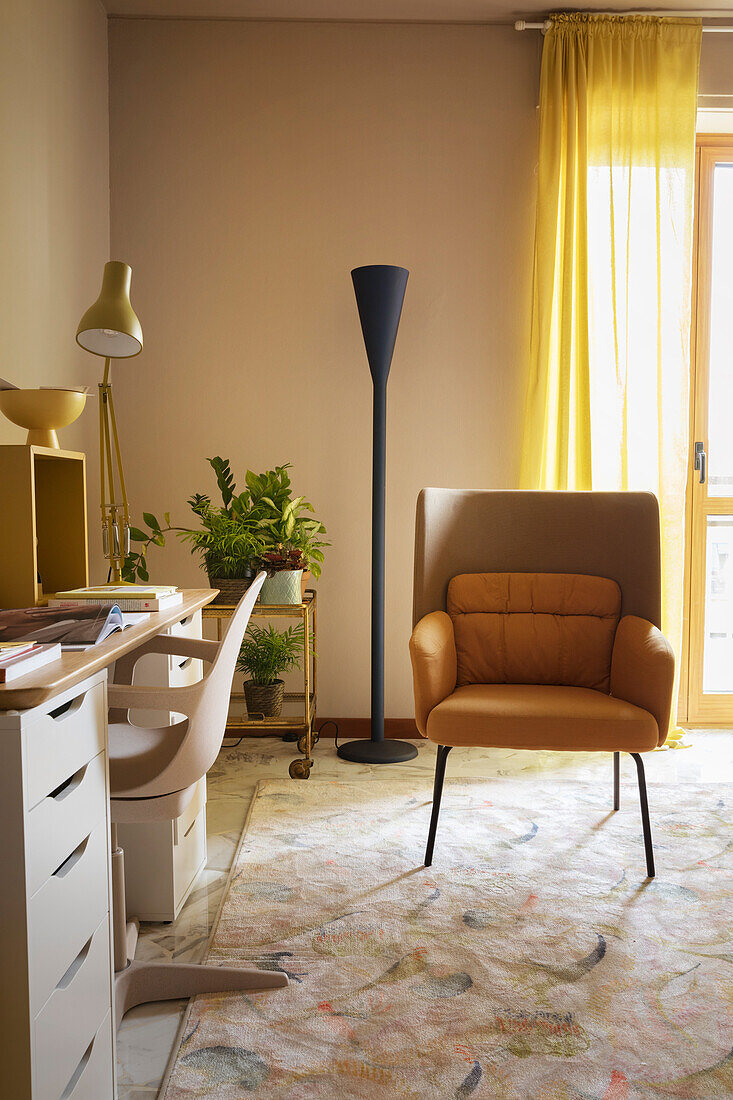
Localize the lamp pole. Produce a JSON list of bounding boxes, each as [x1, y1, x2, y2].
[[337, 265, 418, 764]]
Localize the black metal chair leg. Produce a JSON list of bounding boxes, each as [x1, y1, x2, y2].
[[613, 751, 620, 811], [630, 752, 655, 878], [424, 745, 452, 866]]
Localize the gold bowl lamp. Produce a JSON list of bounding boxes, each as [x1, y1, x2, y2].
[[0, 388, 87, 448]]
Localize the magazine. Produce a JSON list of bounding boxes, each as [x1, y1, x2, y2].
[[0, 603, 129, 649]]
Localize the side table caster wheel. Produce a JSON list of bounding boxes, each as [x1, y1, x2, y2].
[[289, 758, 311, 780], [297, 734, 310, 755]]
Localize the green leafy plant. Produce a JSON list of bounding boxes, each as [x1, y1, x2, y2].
[[122, 457, 328, 584], [244, 464, 329, 578], [235, 622, 305, 685], [123, 511, 182, 583]]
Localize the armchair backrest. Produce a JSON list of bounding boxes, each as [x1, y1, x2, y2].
[[413, 489, 662, 628], [448, 572, 621, 691]]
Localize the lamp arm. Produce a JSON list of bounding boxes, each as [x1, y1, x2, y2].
[[107, 382, 129, 529]]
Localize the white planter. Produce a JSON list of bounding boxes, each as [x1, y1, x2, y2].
[[259, 569, 303, 605]]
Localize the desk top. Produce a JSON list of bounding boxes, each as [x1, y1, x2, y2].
[[0, 589, 217, 711]]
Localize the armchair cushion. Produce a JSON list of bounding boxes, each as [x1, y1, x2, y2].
[[425, 684, 658, 752], [447, 573, 621, 691], [611, 615, 674, 747]]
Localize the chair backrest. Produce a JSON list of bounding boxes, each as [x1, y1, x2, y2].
[[413, 489, 662, 628], [448, 572, 621, 691], [149, 571, 266, 796]]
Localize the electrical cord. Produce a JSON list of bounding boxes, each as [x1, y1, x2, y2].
[[316, 720, 339, 748]]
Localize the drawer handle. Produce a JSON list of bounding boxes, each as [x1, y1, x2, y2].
[[178, 615, 193, 627], [174, 812, 199, 845], [57, 932, 93, 990], [50, 762, 88, 802], [60, 1033, 95, 1099], [48, 692, 87, 722], [178, 657, 193, 670], [53, 833, 90, 878]]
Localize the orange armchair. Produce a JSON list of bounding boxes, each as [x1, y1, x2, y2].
[[409, 490, 674, 877]]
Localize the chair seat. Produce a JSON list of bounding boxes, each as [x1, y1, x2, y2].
[[425, 684, 658, 752], [109, 718, 189, 798]]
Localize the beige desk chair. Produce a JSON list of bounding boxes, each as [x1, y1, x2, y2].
[[108, 572, 288, 1023]]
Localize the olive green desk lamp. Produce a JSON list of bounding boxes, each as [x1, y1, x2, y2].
[[76, 261, 143, 582]]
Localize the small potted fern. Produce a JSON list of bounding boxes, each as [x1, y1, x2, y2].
[[236, 622, 305, 718]]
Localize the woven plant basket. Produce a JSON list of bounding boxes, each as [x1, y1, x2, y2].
[[208, 574, 254, 605], [243, 679, 285, 719]]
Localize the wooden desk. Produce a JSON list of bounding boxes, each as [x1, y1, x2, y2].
[[0, 589, 215, 710], [0, 589, 217, 1100]]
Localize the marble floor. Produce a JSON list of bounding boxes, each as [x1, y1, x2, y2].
[[116, 729, 733, 1098]]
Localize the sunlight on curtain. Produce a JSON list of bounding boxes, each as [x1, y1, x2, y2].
[[521, 14, 701, 727]]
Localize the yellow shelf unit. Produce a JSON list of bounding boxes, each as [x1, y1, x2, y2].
[[0, 445, 89, 608]]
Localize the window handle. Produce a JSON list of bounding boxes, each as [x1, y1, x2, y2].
[[694, 442, 707, 484]]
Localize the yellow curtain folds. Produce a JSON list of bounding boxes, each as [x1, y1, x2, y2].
[[521, 13, 701, 721]]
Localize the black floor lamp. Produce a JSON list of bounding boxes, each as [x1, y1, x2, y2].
[[337, 265, 418, 765]]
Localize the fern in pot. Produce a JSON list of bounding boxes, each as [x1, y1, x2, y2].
[[236, 622, 305, 718]]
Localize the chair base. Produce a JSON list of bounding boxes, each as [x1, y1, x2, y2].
[[115, 959, 288, 1022], [337, 738, 418, 763], [425, 747, 655, 877], [112, 832, 288, 1026]]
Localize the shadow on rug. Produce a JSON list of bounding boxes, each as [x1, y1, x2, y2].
[[161, 777, 732, 1099]]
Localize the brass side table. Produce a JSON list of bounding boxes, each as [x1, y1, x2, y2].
[[203, 589, 318, 779]]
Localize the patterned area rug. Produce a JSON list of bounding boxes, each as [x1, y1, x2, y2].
[[161, 777, 732, 1099]]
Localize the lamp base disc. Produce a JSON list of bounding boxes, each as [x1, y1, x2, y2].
[[336, 739, 418, 764]]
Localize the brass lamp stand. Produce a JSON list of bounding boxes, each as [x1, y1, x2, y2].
[[98, 357, 130, 581], [77, 261, 143, 582]]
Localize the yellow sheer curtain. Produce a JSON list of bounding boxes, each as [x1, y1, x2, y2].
[[521, 14, 701, 717]]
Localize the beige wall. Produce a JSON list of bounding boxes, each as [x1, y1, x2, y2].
[[699, 34, 733, 98], [109, 19, 539, 717], [0, 0, 109, 499]]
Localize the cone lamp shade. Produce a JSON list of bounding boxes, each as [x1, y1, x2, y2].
[[76, 261, 143, 358], [337, 265, 417, 765]]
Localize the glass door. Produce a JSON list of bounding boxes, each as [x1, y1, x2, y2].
[[684, 140, 733, 724]]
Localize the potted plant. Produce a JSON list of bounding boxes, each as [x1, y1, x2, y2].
[[182, 457, 266, 602], [258, 547, 307, 605], [236, 622, 305, 718], [247, 465, 329, 604], [124, 457, 266, 602], [123, 459, 328, 605]]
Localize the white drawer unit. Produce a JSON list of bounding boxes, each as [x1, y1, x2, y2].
[[117, 608, 208, 921], [0, 671, 115, 1100], [61, 1012, 114, 1100], [118, 776, 207, 922]]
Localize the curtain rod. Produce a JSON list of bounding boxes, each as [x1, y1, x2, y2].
[[515, 15, 733, 32]]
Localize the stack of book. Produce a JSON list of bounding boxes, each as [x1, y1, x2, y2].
[[49, 584, 183, 612], [0, 641, 62, 683]]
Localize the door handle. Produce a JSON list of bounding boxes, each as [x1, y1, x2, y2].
[[694, 442, 707, 484]]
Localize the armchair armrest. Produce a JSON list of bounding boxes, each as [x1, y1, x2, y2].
[[611, 615, 675, 747], [409, 611, 457, 736]]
